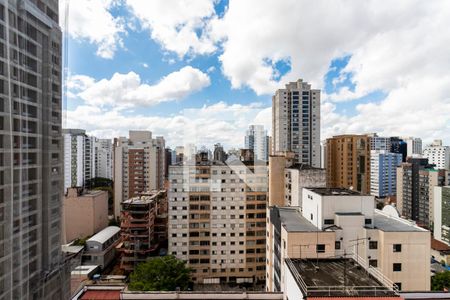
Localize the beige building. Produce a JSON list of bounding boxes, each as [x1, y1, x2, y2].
[[113, 131, 165, 217], [64, 187, 109, 242], [268, 152, 325, 208], [266, 188, 430, 293], [326, 134, 371, 194], [168, 151, 267, 284]]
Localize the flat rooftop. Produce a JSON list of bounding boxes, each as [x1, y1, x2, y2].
[[309, 188, 362, 196], [286, 258, 397, 297], [287, 163, 324, 171], [276, 207, 320, 232], [373, 210, 427, 232], [123, 190, 166, 204]]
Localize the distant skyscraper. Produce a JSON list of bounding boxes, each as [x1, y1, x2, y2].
[[326, 135, 371, 194], [94, 138, 113, 180], [245, 125, 269, 161], [0, 0, 69, 298], [370, 150, 402, 198], [63, 129, 96, 191], [423, 139, 450, 170], [113, 131, 165, 217], [272, 79, 320, 167], [397, 157, 447, 227], [404, 137, 422, 157]]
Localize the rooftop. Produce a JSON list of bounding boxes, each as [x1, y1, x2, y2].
[[287, 163, 324, 171], [308, 188, 362, 196], [286, 258, 397, 297], [373, 210, 427, 232], [122, 190, 166, 205], [431, 238, 450, 252], [275, 207, 320, 232], [87, 226, 120, 244]]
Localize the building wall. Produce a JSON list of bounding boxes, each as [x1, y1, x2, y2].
[[284, 168, 326, 207], [284, 262, 305, 300], [95, 138, 113, 179], [370, 150, 402, 198], [326, 135, 371, 194], [113, 131, 165, 218], [269, 156, 287, 207], [64, 188, 108, 242], [423, 144, 450, 170], [405, 137, 422, 157], [0, 0, 69, 298], [245, 125, 269, 162], [168, 161, 267, 284], [272, 79, 320, 167]]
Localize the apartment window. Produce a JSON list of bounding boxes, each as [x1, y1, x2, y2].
[[365, 218, 372, 225], [393, 244, 402, 252], [369, 241, 378, 249], [394, 283, 402, 290], [393, 263, 402, 272], [316, 244, 325, 253], [369, 259, 378, 267], [335, 241, 341, 250], [324, 219, 334, 225]]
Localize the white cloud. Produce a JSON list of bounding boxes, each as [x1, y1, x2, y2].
[[60, 0, 125, 59], [64, 102, 270, 149], [69, 66, 210, 108], [125, 0, 217, 58]]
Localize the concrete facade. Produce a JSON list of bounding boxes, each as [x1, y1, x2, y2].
[[272, 79, 320, 167], [64, 187, 109, 242], [397, 157, 447, 227], [94, 138, 113, 180], [404, 137, 422, 157], [113, 131, 165, 218], [284, 164, 326, 207], [168, 152, 268, 284], [0, 0, 69, 298], [326, 135, 371, 195], [423, 139, 450, 170]]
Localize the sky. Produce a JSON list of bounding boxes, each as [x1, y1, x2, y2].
[[62, 0, 450, 149]]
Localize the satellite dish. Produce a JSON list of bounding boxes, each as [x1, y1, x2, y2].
[[382, 205, 400, 218]]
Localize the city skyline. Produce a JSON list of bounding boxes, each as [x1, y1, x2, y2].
[[62, 0, 450, 148]]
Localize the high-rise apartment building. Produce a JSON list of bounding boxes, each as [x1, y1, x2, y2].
[[113, 131, 165, 217], [245, 125, 269, 162], [63, 129, 95, 191], [370, 150, 402, 198], [0, 0, 69, 298], [94, 138, 112, 179], [397, 157, 447, 227], [423, 139, 450, 170], [326, 134, 371, 194], [168, 151, 268, 284], [404, 137, 422, 157], [272, 79, 320, 167], [434, 186, 450, 245]]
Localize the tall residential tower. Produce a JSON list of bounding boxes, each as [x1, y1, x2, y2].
[[0, 0, 68, 298], [272, 79, 320, 167], [245, 124, 269, 162]]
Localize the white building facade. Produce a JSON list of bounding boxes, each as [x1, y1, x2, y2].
[[404, 137, 422, 157], [63, 129, 96, 191], [95, 138, 113, 179], [245, 124, 269, 161], [424, 140, 450, 170]]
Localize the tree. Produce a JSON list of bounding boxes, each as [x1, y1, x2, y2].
[[431, 271, 450, 291], [128, 256, 192, 291]]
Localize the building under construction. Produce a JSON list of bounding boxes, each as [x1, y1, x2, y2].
[[118, 190, 168, 271]]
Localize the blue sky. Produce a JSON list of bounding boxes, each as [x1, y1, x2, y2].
[[63, 0, 450, 147]]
